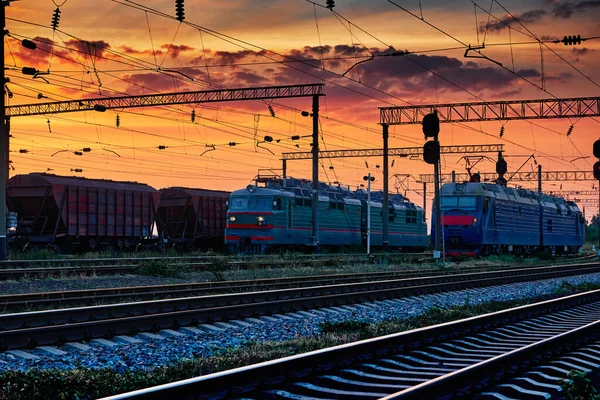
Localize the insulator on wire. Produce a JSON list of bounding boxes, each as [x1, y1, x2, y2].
[[291, 135, 300, 140], [567, 125, 574, 136], [74, 151, 83, 156], [71, 168, 83, 173], [82, 148, 91, 152], [116, 115, 120, 128], [51, 7, 61, 31], [157, 145, 167, 150], [499, 126, 505, 138], [228, 142, 237, 147], [175, 0, 185, 22], [19, 149, 28, 153], [326, 0, 335, 10], [268, 105, 275, 117], [561, 35, 582, 46], [329, 166, 334, 170], [191, 109, 196, 123]]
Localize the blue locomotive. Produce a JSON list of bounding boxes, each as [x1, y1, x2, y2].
[[433, 182, 585, 256], [225, 177, 428, 253]]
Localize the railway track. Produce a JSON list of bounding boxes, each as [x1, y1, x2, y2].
[[0, 253, 429, 280], [100, 288, 600, 400], [0, 252, 591, 281], [4, 260, 596, 312], [1, 262, 600, 351]]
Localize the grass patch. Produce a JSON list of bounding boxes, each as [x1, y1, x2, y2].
[[553, 281, 600, 296], [133, 260, 186, 278], [561, 370, 600, 400]]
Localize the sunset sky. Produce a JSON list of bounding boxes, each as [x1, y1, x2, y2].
[[5, 0, 600, 213]]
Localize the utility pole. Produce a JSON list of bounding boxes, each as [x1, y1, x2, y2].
[[382, 124, 389, 250], [1, 1, 7, 260], [422, 111, 441, 258], [363, 173, 375, 255], [310, 94, 319, 251]]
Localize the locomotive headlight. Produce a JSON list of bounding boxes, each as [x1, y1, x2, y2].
[[257, 216, 266, 222], [471, 217, 477, 227], [229, 216, 236, 222]]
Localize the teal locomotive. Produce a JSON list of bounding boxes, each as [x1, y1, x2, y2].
[[225, 177, 428, 253]]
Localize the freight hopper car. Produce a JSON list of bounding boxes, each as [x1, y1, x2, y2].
[[7, 173, 160, 252], [433, 182, 585, 256], [225, 177, 428, 253], [157, 187, 230, 250]]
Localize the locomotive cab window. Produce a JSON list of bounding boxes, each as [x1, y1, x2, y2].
[[229, 196, 273, 211], [274, 198, 282, 210]]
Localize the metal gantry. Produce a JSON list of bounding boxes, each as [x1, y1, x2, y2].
[[3, 83, 325, 259], [7, 84, 324, 117], [418, 170, 597, 183], [380, 97, 600, 125], [281, 144, 504, 160], [547, 190, 599, 197], [379, 97, 600, 255]]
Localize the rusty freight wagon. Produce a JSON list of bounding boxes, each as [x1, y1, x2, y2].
[[7, 173, 161, 252], [157, 187, 230, 250]]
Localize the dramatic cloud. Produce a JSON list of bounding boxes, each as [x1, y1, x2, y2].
[[160, 44, 195, 59], [481, 1, 600, 33]]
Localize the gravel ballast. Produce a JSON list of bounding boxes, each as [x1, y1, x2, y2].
[[1, 272, 600, 373]]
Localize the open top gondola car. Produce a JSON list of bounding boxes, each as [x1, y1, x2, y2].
[[433, 182, 585, 256], [225, 177, 428, 253], [157, 187, 230, 250], [7, 173, 160, 252]]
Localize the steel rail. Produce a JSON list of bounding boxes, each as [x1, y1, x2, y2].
[[0, 269, 446, 312], [3, 260, 589, 312], [99, 289, 600, 400], [384, 316, 600, 399], [0, 254, 432, 280], [1, 263, 600, 350]]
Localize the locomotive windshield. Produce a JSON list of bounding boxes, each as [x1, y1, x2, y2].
[[442, 196, 476, 209], [229, 196, 273, 211]]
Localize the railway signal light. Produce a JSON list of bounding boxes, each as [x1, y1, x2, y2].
[[594, 161, 600, 180], [594, 140, 600, 158], [423, 140, 440, 165], [561, 35, 581, 45], [422, 111, 439, 139], [496, 157, 507, 175]]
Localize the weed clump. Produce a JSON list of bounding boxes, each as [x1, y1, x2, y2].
[[561, 370, 600, 400], [133, 260, 183, 278]]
